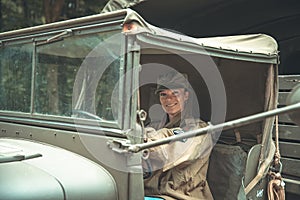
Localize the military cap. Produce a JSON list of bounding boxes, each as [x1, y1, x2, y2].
[[155, 71, 189, 94]]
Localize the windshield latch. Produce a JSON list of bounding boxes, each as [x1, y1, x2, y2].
[[107, 139, 132, 154]]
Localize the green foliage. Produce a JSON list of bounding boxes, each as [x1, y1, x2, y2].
[[0, 0, 108, 32]]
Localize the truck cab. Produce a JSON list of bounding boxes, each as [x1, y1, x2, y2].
[[0, 9, 282, 199]]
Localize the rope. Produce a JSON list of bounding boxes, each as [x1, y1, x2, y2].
[[268, 115, 285, 200], [268, 172, 285, 200], [274, 115, 280, 166]]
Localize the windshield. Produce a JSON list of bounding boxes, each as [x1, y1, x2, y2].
[[35, 31, 122, 122], [0, 44, 32, 112], [0, 29, 123, 126]]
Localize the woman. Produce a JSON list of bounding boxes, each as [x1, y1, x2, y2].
[[144, 71, 214, 200]]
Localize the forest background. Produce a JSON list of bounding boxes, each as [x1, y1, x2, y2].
[[0, 0, 108, 32]]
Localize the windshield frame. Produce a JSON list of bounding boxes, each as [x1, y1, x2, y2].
[[0, 14, 130, 132]]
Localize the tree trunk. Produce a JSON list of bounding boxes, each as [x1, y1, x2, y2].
[[44, 0, 65, 23], [0, 0, 3, 30], [43, 0, 65, 114], [22, 0, 28, 21]]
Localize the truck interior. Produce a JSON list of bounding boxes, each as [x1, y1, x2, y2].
[[138, 38, 277, 199]]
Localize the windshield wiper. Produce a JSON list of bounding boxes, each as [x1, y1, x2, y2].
[[36, 29, 73, 46], [47, 29, 72, 43]]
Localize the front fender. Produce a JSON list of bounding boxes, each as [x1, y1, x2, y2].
[[0, 138, 118, 200]]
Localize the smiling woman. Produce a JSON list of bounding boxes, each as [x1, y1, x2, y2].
[[155, 72, 190, 123], [158, 88, 189, 121], [143, 71, 214, 200]]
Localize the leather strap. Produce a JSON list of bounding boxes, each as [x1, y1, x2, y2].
[[245, 142, 275, 194]]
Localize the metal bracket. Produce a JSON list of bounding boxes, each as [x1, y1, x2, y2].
[[270, 160, 283, 173], [107, 139, 132, 154], [137, 109, 147, 122], [128, 39, 140, 53], [286, 78, 300, 83]]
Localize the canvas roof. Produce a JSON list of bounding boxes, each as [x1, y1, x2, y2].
[[121, 9, 279, 63], [0, 8, 278, 63]]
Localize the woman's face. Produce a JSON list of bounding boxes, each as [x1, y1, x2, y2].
[[159, 88, 189, 119]]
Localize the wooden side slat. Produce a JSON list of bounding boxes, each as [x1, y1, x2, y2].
[[278, 92, 289, 106], [281, 158, 300, 177], [273, 124, 300, 141], [279, 75, 300, 90], [279, 142, 300, 159], [278, 113, 295, 124], [284, 178, 300, 196], [277, 75, 300, 195]]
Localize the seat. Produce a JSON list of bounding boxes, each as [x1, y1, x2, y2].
[[207, 143, 247, 200]]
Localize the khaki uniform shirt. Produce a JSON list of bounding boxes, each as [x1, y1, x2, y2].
[[144, 114, 214, 200]]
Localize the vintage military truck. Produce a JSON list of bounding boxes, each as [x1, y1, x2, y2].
[[0, 9, 299, 200]]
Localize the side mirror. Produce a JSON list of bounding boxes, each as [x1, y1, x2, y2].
[[286, 84, 300, 125]]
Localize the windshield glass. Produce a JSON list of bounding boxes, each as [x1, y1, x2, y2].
[[0, 44, 32, 112], [35, 31, 122, 122]]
